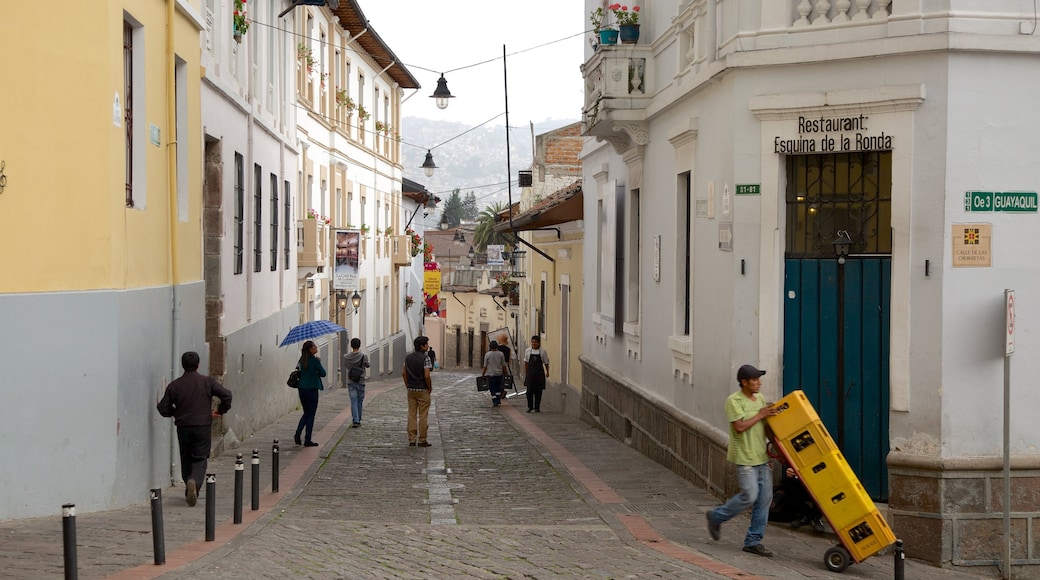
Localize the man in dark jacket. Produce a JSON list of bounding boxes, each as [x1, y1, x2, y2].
[[157, 351, 233, 506]]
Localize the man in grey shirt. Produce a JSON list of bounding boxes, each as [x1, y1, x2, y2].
[[482, 340, 509, 406], [343, 338, 370, 427]]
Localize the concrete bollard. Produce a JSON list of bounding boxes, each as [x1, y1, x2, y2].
[[149, 489, 165, 565], [62, 503, 78, 580], [205, 474, 216, 541], [233, 453, 244, 524], [251, 449, 260, 511], [272, 439, 280, 493]]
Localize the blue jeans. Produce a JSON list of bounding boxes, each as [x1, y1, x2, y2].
[[488, 375, 504, 405], [348, 381, 366, 424], [709, 463, 773, 547]]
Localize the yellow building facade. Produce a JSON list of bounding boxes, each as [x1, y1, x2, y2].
[[0, 0, 206, 519]]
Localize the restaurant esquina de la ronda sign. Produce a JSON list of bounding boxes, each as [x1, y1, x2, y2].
[[774, 114, 893, 154]]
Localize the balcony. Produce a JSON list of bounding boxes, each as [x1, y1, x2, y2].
[[392, 234, 412, 266], [581, 44, 652, 154], [297, 219, 328, 270]]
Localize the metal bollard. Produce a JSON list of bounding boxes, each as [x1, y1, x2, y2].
[[233, 453, 244, 524], [893, 539, 904, 580], [251, 449, 260, 511], [272, 440, 280, 493], [62, 503, 78, 580], [149, 489, 166, 565], [205, 474, 216, 541]]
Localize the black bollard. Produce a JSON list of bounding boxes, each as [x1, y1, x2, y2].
[[251, 448, 260, 510], [233, 453, 244, 524], [205, 474, 216, 541], [272, 440, 280, 493], [62, 503, 78, 580], [149, 489, 166, 565], [893, 539, 904, 580]]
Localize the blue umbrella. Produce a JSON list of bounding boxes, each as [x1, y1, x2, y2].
[[280, 320, 346, 347]]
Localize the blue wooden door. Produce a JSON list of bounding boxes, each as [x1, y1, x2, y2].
[[783, 258, 890, 500]]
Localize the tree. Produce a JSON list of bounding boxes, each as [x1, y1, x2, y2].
[[473, 201, 514, 251], [462, 191, 479, 221], [441, 188, 464, 228]]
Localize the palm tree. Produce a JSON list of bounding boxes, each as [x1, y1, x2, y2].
[[472, 201, 513, 252]]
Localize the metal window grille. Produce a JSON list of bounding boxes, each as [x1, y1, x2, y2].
[[283, 180, 291, 269], [123, 22, 134, 208], [270, 174, 279, 271], [234, 153, 244, 274], [254, 164, 262, 272]]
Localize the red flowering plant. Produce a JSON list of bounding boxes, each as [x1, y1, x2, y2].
[[233, 0, 249, 35], [422, 241, 435, 263], [609, 4, 640, 25], [306, 208, 330, 225], [406, 228, 422, 257]]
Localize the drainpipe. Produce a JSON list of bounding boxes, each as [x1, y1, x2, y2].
[[165, 0, 181, 485], [707, 0, 718, 63]]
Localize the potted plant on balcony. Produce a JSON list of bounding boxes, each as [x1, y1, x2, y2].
[[405, 295, 415, 309], [610, 4, 640, 44], [297, 43, 316, 73], [233, 0, 249, 43], [359, 224, 370, 236], [336, 89, 355, 115], [406, 228, 422, 257], [357, 106, 371, 123], [591, 6, 618, 46], [495, 272, 520, 305]]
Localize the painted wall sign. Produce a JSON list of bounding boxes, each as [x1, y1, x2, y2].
[[951, 223, 992, 268], [735, 184, 760, 195], [964, 191, 1037, 213], [774, 115, 892, 153]]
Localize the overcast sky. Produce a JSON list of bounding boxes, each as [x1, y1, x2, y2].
[[357, 0, 586, 129]]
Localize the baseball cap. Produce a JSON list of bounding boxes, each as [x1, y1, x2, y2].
[[737, 364, 767, 382]]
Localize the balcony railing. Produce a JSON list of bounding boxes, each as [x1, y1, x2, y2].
[[297, 219, 328, 269], [581, 44, 653, 149]]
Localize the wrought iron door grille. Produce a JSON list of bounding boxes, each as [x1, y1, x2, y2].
[[785, 152, 892, 259]]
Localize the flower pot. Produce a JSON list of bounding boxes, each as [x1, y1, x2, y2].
[[234, 33, 242, 44], [598, 29, 619, 45], [619, 24, 640, 44]]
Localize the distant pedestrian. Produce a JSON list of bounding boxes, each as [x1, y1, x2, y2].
[[403, 336, 433, 447], [294, 340, 326, 447], [523, 335, 549, 413], [705, 364, 778, 557], [482, 340, 509, 406], [343, 337, 370, 428], [157, 351, 233, 507]]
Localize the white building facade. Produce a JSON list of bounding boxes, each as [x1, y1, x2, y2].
[[200, 0, 301, 451], [581, 0, 1040, 570]]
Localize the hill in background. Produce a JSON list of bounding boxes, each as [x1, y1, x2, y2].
[[400, 116, 579, 225]]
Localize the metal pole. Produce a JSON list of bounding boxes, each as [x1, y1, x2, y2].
[[893, 539, 904, 580], [251, 448, 260, 511], [836, 261, 846, 451], [62, 503, 77, 580], [233, 453, 244, 524], [1003, 343, 1011, 579], [149, 489, 166, 565], [272, 439, 280, 493], [204, 474, 216, 541]]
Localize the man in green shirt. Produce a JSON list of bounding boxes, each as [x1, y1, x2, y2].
[[706, 364, 778, 557]]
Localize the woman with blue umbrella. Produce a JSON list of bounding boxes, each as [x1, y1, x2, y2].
[[294, 340, 326, 447]]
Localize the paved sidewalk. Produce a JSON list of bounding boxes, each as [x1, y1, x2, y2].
[[0, 371, 996, 579]]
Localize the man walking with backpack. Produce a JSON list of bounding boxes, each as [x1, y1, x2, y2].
[[343, 338, 370, 428]]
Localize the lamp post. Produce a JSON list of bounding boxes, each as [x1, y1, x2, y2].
[[831, 229, 852, 450], [351, 290, 362, 314], [329, 290, 348, 323]]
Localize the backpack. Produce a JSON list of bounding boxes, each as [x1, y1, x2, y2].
[[287, 366, 301, 388], [348, 365, 364, 383]]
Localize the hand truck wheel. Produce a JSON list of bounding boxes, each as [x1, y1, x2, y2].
[[824, 545, 852, 573]]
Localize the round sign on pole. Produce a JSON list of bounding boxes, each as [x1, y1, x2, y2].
[[1006, 290, 1015, 357]]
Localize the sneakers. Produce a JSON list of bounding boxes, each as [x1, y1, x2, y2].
[[351, 423, 360, 428], [705, 512, 720, 541], [417, 441, 432, 447], [408, 442, 417, 446], [790, 514, 811, 529], [185, 479, 198, 507], [742, 544, 774, 557], [811, 518, 827, 533]]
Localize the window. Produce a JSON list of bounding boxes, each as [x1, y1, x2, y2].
[[539, 280, 546, 334], [625, 188, 640, 322], [234, 153, 244, 275], [123, 18, 143, 208], [678, 172, 691, 335], [270, 174, 279, 271], [254, 164, 262, 272], [283, 180, 291, 269]]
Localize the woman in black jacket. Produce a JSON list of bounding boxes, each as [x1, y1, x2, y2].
[[294, 340, 326, 447]]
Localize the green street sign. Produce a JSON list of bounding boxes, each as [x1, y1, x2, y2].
[[965, 191, 1037, 213], [736, 184, 760, 195]]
